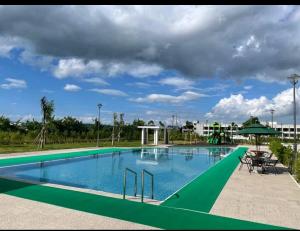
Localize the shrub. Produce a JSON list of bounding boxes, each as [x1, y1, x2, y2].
[[282, 145, 293, 167], [269, 139, 293, 167], [296, 154, 300, 182], [269, 138, 282, 155]]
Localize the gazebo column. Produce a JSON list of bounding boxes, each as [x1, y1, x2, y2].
[[154, 129, 158, 145], [141, 128, 145, 145]]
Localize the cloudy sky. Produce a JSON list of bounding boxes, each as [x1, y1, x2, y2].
[[0, 5, 299, 125]]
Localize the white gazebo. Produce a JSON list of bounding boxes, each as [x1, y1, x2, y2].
[[138, 126, 160, 145]]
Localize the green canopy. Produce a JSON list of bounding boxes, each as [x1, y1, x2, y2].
[[237, 123, 281, 151], [237, 123, 281, 135]]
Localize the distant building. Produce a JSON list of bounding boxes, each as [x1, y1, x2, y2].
[[192, 121, 300, 140]]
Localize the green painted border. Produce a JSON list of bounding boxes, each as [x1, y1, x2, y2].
[[0, 147, 126, 168], [161, 147, 248, 213], [0, 178, 287, 230], [0, 147, 289, 229]]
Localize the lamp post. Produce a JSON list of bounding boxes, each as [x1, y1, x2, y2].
[[287, 74, 300, 173], [97, 103, 102, 147], [270, 109, 275, 128]]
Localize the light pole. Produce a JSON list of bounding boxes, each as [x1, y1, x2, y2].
[[287, 74, 300, 173], [270, 109, 275, 128], [97, 103, 102, 147]]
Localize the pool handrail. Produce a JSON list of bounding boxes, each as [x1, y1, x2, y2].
[[123, 168, 137, 199], [141, 169, 154, 203]]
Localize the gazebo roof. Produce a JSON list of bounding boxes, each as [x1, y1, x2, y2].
[[138, 126, 160, 129]]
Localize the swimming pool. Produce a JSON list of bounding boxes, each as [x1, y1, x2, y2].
[[0, 146, 233, 201]]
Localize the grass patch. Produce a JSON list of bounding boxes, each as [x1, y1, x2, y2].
[[0, 141, 142, 154]]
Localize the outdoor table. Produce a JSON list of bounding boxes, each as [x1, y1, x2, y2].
[[253, 155, 269, 173], [250, 150, 267, 157]]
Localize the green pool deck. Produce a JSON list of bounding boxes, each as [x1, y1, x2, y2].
[[0, 147, 125, 168], [0, 146, 289, 229], [161, 147, 248, 213], [0, 178, 287, 230]]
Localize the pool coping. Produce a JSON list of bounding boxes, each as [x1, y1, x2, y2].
[[160, 146, 236, 204], [0, 146, 289, 229], [160, 146, 247, 213]]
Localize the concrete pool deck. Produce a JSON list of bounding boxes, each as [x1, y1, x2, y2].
[[0, 145, 298, 229], [0, 193, 157, 229], [210, 145, 300, 229]]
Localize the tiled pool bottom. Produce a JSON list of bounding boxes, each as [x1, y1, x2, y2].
[[0, 146, 233, 201]]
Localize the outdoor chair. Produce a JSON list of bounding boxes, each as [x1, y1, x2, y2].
[[238, 156, 252, 172], [262, 152, 273, 159], [263, 158, 279, 174], [248, 155, 264, 172]]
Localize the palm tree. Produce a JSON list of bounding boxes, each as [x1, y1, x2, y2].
[[112, 112, 118, 145], [147, 120, 155, 126], [230, 122, 237, 144], [117, 113, 124, 142], [35, 96, 54, 149]]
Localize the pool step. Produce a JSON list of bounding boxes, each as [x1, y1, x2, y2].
[[124, 195, 161, 205]]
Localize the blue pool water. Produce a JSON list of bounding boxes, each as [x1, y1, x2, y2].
[[0, 146, 233, 201]]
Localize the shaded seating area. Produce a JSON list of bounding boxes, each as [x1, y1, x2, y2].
[[239, 151, 279, 174]]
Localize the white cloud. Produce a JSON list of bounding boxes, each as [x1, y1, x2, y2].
[[83, 77, 109, 86], [19, 50, 54, 71], [0, 36, 21, 57], [233, 35, 261, 58], [244, 85, 253, 90], [90, 88, 128, 96], [4, 113, 40, 122], [126, 81, 151, 88], [159, 76, 194, 89], [0, 78, 27, 89], [54, 58, 103, 79], [106, 61, 163, 78], [64, 84, 81, 92], [53, 58, 163, 79], [0, 6, 300, 83], [126, 63, 162, 78], [76, 116, 95, 123], [131, 90, 205, 104], [206, 87, 300, 121]]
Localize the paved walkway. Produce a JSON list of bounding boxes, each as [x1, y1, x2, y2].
[[0, 145, 299, 229], [0, 147, 158, 229], [0, 147, 101, 158], [0, 194, 157, 229], [210, 145, 300, 229]]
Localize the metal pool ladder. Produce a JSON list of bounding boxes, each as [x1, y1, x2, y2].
[[123, 168, 137, 199], [141, 169, 154, 203], [122, 168, 154, 203]]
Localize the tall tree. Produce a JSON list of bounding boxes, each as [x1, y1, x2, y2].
[[147, 120, 155, 126], [229, 122, 238, 144], [132, 119, 145, 126], [35, 96, 55, 149], [159, 121, 165, 127], [117, 113, 124, 142], [242, 116, 260, 128], [111, 112, 118, 145], [0, 116, 11, 131]]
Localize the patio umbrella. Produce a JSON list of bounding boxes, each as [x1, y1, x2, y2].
[[237, 123, 281, 152]]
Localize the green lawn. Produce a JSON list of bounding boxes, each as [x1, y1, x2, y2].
[[0, 139, 210, 155], [0, 140, 142, 154]]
